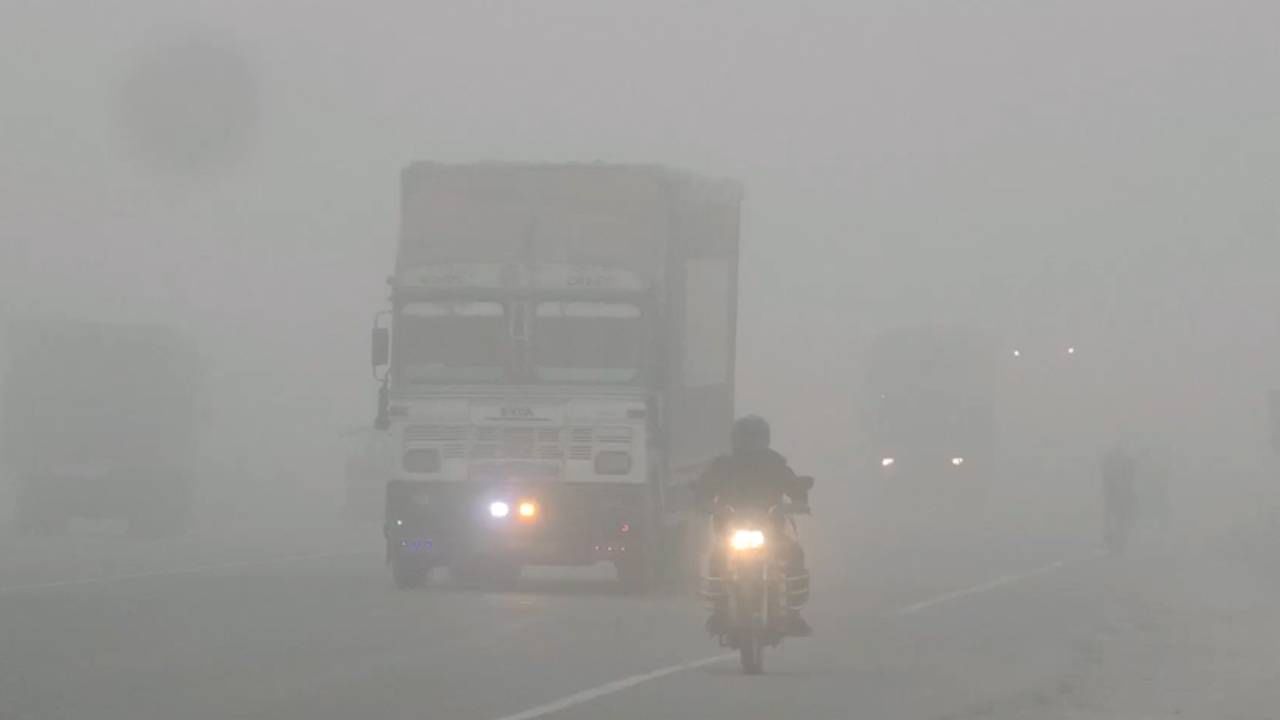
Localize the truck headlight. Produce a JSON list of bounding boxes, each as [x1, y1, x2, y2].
[[488, 501, 510, 518], [729, 529, 766, 551], [594, 451, 632, 475], [403, 449, 440, 473]]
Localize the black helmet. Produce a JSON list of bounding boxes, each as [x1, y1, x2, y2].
[[731, 415, 771, 454]]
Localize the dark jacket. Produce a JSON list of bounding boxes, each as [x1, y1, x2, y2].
[[695, 448, 803, 513]]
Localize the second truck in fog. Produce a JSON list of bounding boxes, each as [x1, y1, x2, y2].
[[374, 163, 742, 590], [1, 319, 200, 536], [864, 325, 1000, 478]]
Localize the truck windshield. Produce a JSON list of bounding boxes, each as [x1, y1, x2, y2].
[[396, 301, 507, 384], [532, 302, 644, 384], [875, 390, 992, 442]]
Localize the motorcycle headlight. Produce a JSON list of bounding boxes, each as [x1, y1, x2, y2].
[[729, 529, 766, 551]]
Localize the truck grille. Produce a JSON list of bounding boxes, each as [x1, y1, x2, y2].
[[536, 444, 564, 460], [595, 426, 633, 444], [565, 426, 631, 461], [404, 425, 468, 444], [568, 427, 594, 460], [407, 424, 566, 462]]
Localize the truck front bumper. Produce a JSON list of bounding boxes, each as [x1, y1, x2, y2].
[[385, 480, 650, 566]]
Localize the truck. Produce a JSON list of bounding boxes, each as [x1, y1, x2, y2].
[[863, 325, 1001, 480], [1, 318, 201, 536], [372, 162, 742, 591]]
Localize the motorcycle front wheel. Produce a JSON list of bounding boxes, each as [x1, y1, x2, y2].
[[739, 621, 764, 675]]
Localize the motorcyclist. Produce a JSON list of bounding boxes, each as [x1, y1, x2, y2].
[[696, 415, 812, 637], [1100, 441, 1138, 555]]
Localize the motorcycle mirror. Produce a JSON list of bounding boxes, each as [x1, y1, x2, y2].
[[797, 475, 815, 491]]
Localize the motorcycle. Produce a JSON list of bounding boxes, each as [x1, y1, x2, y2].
[[701, 477, 812, 675]]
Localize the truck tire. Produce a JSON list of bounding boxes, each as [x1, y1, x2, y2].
[[392, 556, 430, 589]]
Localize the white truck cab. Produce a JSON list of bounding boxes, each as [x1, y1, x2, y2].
[[374, 163, 740, 591]]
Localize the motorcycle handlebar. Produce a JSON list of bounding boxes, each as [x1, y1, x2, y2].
[[771, 502, 810, 516], [712, 501, 810, 516]]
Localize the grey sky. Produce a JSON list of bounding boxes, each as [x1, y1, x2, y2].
[[3, 0, 1278, 468]]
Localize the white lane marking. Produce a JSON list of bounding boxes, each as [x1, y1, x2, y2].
[[0, 549, 378, 597], [895, 559, 1067, 616], [489, 556, 1076, 720], [492, 653, 735, 720]]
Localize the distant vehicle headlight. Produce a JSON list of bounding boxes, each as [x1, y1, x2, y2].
[[881, 457, 896, 468], [729, 529, 766, 551], [488, 501, 510, 519], [403, 449, 440, 473], [951, 457, 965, 466]]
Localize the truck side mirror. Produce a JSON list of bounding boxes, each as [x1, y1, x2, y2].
[[371, 327, 390, 369]]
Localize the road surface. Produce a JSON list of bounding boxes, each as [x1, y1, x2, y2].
[[0, 503, 1270, 720]]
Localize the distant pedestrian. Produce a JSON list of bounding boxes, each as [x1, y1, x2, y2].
[[1101, 442, 1138, 555]]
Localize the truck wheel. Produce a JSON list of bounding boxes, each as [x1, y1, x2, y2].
[[392, 556, 430, 589]]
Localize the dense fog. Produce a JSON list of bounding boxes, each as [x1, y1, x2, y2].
[[2, 2, 1278, 718]]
